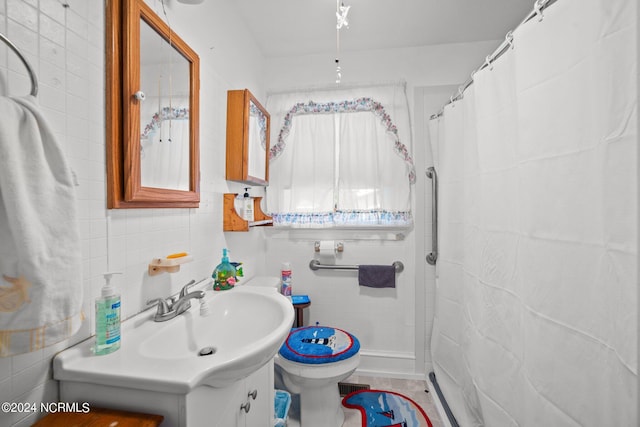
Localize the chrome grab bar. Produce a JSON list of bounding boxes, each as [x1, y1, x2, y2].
[[309, 259, 404, 273], [426, 167, 438, 265]]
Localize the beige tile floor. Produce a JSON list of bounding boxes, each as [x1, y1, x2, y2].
[[283, 375, 444, 427]]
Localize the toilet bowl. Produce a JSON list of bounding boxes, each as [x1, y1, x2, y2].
[[275, 326, 360, 427]]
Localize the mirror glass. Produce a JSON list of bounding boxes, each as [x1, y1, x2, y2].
[[139, 19, 191, 191], [246, 99, 268, 182]]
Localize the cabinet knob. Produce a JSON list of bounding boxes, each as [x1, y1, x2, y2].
[[240, 401, 251, 413], [248, 389, 258, 400]]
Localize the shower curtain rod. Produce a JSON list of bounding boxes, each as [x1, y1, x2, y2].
[[430, 0, 559, 119], [267, 79, 407, 97]]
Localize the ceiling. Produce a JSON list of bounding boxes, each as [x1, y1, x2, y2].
[[232, 0, 535, 58]]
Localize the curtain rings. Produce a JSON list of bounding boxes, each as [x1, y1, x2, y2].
[[484, 55, 494, 71], [505, 31, 514, 49], [534, 0, 545, 22]]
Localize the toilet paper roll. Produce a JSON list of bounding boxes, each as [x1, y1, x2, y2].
[[317, 240, 336, 264]]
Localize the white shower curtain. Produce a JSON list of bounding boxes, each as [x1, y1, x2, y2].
[[428, 0, 637, 426]]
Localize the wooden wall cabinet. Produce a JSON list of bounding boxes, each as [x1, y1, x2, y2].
[[225, 89, 270, 186], [106, 0, 200, 208]]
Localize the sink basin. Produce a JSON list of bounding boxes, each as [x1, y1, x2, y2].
[[54, 285, 294, 393]]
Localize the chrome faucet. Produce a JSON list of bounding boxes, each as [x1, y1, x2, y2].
[[147, 279, 205, 322]]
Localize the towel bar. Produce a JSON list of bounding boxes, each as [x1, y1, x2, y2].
[[0, 32, 38, 97], [309, 259, 404, 273]]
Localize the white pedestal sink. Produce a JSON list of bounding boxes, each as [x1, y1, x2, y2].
[[54, 284, 294, 426]]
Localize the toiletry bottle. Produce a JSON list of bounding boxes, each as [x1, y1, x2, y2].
[[241, 188, 254, 222], [95, 272, 122, 355], [213, 248, 237, 291], [281, 262, 292, 297]]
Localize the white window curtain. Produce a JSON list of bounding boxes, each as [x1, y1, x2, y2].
[[266, 84, 415, 227], [140, 97, 190, 191], [429, 0, 637, 426]]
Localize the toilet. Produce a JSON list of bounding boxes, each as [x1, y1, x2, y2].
[[275, 326, 360, 427]]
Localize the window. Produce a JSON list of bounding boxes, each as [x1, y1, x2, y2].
[[266, 85, 415, 228]]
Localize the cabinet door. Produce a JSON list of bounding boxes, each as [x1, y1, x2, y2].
[[185, 360, 275, 427], [225, 89, 270, 186], [187, 380, 245, 427], [244, 360, 275, 427]]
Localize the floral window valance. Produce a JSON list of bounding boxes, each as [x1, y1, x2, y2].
[[265, 85, 414, 229], [269, 97, 416, 184], [141, 106, 189, 140]]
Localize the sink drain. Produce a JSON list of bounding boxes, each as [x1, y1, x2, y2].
[[198, 346, 216, 356]]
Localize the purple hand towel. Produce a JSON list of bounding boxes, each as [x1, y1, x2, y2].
[[358, 265, 396, 288]]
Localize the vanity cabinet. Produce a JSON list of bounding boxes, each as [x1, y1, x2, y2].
[[226, 89, 270, 186], [244, 364, 273, 426], [187, 362, 274, 427], [59, 360, 275, 427], [188, 359, 273, 427]]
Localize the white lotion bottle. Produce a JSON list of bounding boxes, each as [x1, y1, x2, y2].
[[95, 272, 122, 355], [241, 187, 254, 222], [281, 262, 292, 297]]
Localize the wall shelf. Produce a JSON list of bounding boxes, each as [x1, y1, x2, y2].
[[223, 194, 273, 231]]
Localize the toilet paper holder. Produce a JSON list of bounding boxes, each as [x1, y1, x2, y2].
[[314, 241, 344, 253]]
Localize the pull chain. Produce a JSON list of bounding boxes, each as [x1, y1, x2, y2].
[[335, 1, 350, 84], [161, 0, 173, 143]]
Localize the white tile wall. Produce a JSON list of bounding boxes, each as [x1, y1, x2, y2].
[[0, 1, 91, 423], [262, 41, 497, 379], [0, 1, 266, 425]]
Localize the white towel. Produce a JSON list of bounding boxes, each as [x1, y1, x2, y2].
[[0, 95, 83, 356]]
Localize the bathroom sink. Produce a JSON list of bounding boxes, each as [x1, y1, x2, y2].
[[54, 285, 294, 393]]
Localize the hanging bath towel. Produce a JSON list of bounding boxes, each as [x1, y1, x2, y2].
[[358, 265, 396, 288], [0, 95, 83, 356]]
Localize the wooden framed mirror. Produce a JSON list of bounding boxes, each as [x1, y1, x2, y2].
[[226, 89, 270, 186], [107, 0, 200, 208]]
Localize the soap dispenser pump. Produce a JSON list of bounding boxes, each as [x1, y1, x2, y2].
[[212, 249, 237, 291], [241, 187, 254, 222], [95, 272, 122, 355]]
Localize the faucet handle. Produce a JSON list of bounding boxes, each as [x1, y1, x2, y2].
[[147, 297, 171, 315], [179, 279, 197, 297]]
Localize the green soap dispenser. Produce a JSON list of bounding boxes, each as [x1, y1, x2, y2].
[[95, 272, 122, 355], [213, 248, 237, 291]]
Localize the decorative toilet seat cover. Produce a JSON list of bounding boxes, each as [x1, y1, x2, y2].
[[279, 326, 360, 364]]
